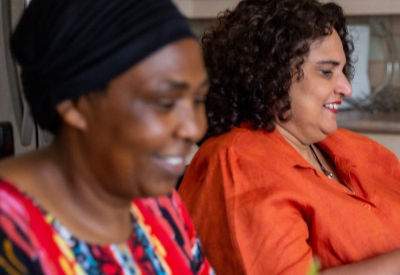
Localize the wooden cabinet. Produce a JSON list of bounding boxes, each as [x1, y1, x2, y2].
[[173, 0, 400, 18]]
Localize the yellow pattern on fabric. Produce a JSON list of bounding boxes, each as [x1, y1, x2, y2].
[[131, 204, 171, 275], [0, 254, 21, 275], [131, 204, 143, 220], [152, 236, 166, 257], [45, 214, 87, 275], [73, 262, 86, 275], [45, 214, 54, 224], [4, 239, 27, 274], [59, 256, 74, 275], [54, 234, 75, 261]]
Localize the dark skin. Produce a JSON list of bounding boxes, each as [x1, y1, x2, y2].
[[0, 38, 209, 244]]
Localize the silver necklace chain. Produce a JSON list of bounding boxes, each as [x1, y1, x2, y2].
[[309, 145, 356, 194], [309, 145, 333, 179]]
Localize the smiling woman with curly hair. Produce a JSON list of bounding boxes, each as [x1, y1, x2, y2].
[[203, 0, 353, 138], [179, 0, 400, 274]]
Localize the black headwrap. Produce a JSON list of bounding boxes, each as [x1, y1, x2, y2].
[[10, 0, 195, 134]]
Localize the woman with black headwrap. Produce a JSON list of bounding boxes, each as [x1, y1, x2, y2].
[[0, 0, 213, 274]]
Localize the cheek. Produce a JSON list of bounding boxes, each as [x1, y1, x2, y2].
[[104, 121, 168, 182], [288, 93, 320, 128], [289, 91, 308, 117], [118, 115, 170, 151], [291, 86, 323, 115], [110, 100, 171, 146]]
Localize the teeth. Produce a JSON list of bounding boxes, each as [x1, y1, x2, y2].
[[165, 157, 184, 165], [324, 103, 339, 110]]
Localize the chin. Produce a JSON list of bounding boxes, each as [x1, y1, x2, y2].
[[321, 128, 337, 139], [142, 180, 177, 197], [323, 122, 338, 134]]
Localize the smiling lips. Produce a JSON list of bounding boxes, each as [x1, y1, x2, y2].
[[323, 101, 341, 114], [154, 155, 187, 178]]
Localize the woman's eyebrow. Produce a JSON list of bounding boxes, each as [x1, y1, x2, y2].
[[316, 60, 340, 66], [161, 78, 210, 91], [162, 80, 189, 91], [198, 78, 210, 89]]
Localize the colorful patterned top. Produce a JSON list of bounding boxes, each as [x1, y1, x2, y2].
[[0, 179, 214, 274]]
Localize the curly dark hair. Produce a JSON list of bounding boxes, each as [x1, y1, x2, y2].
[[203, 0, 354, 137]]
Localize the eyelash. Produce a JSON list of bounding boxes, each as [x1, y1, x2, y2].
[[153, 95, 206, 113], [154, 98, 176, 112], [321, 70, 333, 77], [193, 95, 206, 105]]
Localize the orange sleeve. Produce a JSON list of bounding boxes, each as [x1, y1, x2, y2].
[[221, 147, 313, 274]]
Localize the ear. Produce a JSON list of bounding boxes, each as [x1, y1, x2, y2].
[[56, 100, 87, 130]]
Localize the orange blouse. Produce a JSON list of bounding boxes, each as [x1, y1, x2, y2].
[[179, 125, 400, 275]]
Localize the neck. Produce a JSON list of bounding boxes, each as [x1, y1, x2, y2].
[[275, 123, 337, 181], [275, 123, 326, 172], [275, 123, 312, 156], [41, 129, 133, 243], [53, 131, 132, 208]]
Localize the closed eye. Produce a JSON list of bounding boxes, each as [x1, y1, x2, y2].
[[193, 94, 206, 105], [316, 60, 340, 79], [151, 97, 178, 112], [321, 70, 333, 78], [193, 83, 209, 105]]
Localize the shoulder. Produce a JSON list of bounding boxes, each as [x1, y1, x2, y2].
[[182, 127, 298, 197], [323, 129, 398, 159], [196, 126, 287, 166], [0, 178, 52, 240], [325, 128, 376, 145], [0, 179, 46, 268], [0, 179, 40, 229], [0, 179, 29, 208], [0, 151, 46, 192], [321, 129, 400, 174], [0, 156, 23, 182]]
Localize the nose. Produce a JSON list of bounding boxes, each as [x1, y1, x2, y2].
[[335, 73, 352, 98], [176, 100, 207, 143]]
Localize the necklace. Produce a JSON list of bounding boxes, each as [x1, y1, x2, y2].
[[309, 145, 333, 179]]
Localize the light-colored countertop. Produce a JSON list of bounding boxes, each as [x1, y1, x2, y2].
[[337, 110, 400, 134]]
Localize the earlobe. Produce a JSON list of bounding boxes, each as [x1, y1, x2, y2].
[[56, 100, 87, 130]]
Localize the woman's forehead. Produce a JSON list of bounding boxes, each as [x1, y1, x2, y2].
[[307, 31, 345, 63]]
